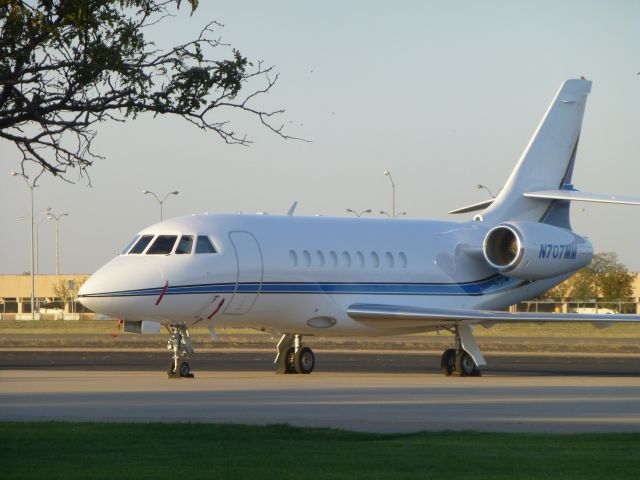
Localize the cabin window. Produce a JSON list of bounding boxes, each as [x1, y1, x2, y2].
[[128, 235, 154, 254], [175, 235, 194, 254], [120, 235, 140, 255], [195, 235, 217, 254], [316, 250, 325, 267], [302, 250, 312, 267], [342, 251, 352, 268], [289, 250, 298, 267], [399, 252, 408, 268], [356, 251, 365, 268], [329, 250, 338, 267], [385, 252, 394, 268], [147, 235, 178, 255], [371, 251, 380, 268]]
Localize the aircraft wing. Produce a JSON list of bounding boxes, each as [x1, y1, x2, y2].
[[448, 199, 494, 215], [347, 303, 640, 329]]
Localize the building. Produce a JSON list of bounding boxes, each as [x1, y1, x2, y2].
[[0, 274, 90, 320]]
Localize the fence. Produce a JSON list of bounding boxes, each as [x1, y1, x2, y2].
[[515, 300, 639, 315]]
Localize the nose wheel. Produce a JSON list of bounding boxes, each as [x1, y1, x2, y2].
[[167, 325, 195, 379]]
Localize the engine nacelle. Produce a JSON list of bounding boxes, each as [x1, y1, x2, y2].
[[483, 221, 592, 280]]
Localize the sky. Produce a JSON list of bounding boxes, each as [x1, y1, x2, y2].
[[2, 0, 640, 274]]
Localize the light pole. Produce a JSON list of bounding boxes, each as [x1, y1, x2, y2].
[[476, 184, 496, 198], [10, 172, 36, 320], [383, 170, 396, 218], [47, 211, 69, 275], [20, 207, 51, 277], [20, 208, 51, 310], [346, 208, 372, 217], [143, 189, 179, 221]]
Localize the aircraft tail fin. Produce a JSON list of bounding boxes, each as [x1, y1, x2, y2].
[[482, 79, 592, 227]]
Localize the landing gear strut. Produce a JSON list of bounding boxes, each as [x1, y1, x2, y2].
[[166, 325, 195, 379], [440, 325, 482, 377], [274, 334, 315, 374]]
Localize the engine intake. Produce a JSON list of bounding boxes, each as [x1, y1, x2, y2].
[[483, 222, 592, 280]]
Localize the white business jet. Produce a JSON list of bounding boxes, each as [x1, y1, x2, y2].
[[79, 78, 640, 378]]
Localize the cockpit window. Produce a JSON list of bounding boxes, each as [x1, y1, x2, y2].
[[146, 235, 178, 255], [128, 235, 154, 254], [175, 235, 194, 254], [120, 235, 140, 255], [195, 235, 217, 254]]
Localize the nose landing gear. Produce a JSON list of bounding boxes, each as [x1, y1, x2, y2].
[[167, 325, 195, 379]]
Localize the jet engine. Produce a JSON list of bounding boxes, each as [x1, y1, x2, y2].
[[483, 221, 592, 280]]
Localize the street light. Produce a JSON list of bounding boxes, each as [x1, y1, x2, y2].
[[476, 184, 496, 198], [143, 189, 179, 221], [346, 208, 372, 217], [383, 170, 396, 218], [380, 210, 407, 218], [47, 210, 69, 275], [10, 171, 36, 320]]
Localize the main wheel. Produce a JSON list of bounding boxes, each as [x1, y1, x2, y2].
[[179, 361, 190, 377], [441, 348, 455, 376], [459, 351, 478, 376], [294, 346, 315, 374], [285, 347, 297, 374]]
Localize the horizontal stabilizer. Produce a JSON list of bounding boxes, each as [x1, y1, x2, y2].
[[448, 199, 494, 215], [524, 189, 640, 206], [348, 303, 640, 329]]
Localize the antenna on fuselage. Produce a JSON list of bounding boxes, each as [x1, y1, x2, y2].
[[287, 201, 298, 216]]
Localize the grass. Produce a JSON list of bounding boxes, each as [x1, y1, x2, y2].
[[2, 319, 640, 338], [0, 422, 639, 479]]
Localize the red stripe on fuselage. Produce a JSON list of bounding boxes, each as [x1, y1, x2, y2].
[[155, 281, 169, 306], [208, 298, 226, 319]]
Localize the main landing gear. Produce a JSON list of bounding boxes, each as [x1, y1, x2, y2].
[[440, 325, 483, 377], [274, 334, 315, 374], [166, 325, 195, 379]]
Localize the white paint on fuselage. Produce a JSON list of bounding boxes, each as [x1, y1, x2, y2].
[[79, 213, 571, 336]]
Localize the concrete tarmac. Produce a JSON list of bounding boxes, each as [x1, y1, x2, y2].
[[2, 349, 640, 376], [1, 350, 640, 433], [1, 369, 640, 433]]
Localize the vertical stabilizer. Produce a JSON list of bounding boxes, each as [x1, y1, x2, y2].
[[482, 79, 592, 225]]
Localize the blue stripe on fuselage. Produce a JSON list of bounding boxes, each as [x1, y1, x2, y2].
[[79, 275, 524, 298]]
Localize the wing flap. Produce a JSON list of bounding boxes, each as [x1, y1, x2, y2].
[[347, 303, 640, 329], [524, 189, 640, 206]]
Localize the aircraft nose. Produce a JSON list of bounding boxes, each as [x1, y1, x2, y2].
[[78, 256, 164, 318], [77, 273, 107, 312]]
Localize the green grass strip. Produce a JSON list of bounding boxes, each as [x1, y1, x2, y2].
[[1, 422, 639, 479]]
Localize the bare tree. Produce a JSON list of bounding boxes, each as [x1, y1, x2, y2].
[[1, 0, 298, 182]]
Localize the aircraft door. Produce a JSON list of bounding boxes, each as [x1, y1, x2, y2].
[[224, 231, 263, 315]]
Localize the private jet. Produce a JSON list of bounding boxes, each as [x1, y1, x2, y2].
[[79, 78, 640, 378]]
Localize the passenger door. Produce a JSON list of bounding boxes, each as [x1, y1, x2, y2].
[[224, 231, 263, 315]]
